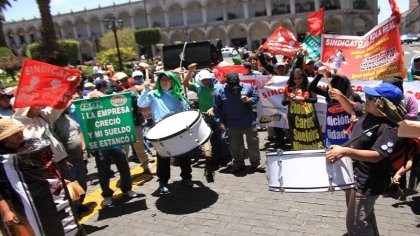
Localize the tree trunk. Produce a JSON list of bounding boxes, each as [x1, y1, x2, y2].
[[0, 12, 8, 47], [36, 0, 57, 48]]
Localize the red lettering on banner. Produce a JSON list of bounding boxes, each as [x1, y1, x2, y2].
[[262, 88, 285, 98]]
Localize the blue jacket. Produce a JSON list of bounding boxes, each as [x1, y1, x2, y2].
[[213, 83, 259, 128]]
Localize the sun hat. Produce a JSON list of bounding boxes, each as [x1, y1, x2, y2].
[[363, 83, 403, 105], [0, 118, 25, 141], [112, 72, 128, 81]]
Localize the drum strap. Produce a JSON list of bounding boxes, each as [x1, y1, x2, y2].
[[341, 124, 381, 148]]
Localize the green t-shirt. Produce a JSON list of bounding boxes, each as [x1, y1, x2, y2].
[[189, 82, 222, 123]]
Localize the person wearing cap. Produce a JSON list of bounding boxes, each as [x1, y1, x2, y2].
[[82, 82, 95, 98], [138, 71, 191, 193], [0, 118, 33, 234], [213, 72, 264, 173], [114, 71, 155, 175], [0, 90, 13, 117], [409, 54, 420, 80], [0, 118, 87, 235], [183, 63, 228, 179], [327, 82, 406, 236], [86, 80, 140, 206]]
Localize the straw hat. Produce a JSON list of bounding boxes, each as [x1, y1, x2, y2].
[[0, 118, 25, 141], [112, 72, 128, 81]]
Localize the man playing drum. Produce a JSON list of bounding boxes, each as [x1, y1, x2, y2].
[[138, 71, 192, 194]]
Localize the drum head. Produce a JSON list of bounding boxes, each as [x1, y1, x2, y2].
[[146, 110, 200, 141]]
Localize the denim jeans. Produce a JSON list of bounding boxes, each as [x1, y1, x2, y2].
[[95, 148, 132, 197]]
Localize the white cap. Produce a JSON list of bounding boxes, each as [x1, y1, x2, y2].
[[132, 70, 144, 77], [195, 70, 212, 81]]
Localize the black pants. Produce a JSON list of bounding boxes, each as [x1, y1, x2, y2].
[[157, 153, 192, 184]]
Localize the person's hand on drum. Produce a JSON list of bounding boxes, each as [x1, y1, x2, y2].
[[325, 145, 346, 163], [206, 107, 214, 117]]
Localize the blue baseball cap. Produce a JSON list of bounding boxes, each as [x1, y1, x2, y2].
[[363, 82, 402, 105]]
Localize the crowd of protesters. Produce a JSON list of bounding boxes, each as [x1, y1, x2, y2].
[[0, 46, 420, 236]]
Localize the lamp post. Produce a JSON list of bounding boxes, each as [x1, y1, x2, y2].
[[103, 15, 124, 71]]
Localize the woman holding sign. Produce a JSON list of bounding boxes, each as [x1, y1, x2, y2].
[[309, 68, 363, 147], [281, 68, 323, 150]]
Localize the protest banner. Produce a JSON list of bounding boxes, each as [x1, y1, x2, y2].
[[302, 35, 322, 62], [321, 16, 406, 80], [73, 93, 137, 151], [212, 65, 249, 83], [14, 59, 80, 109], [261, 26, 300, 58], [257, 76, 420, 130]]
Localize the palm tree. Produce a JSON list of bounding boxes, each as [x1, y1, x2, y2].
[[36, 0, 67, 65], [0, 0, 15, 47], [36, 0, 57, 48]]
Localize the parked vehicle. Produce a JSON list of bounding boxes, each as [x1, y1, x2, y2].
[[401, 34, 419, 44], [221, 47, 236, 57]]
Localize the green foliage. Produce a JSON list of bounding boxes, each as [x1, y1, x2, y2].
[[134, 28, 161, 47], [0, 47, 20, 73], [26, 40, 79, 65], [99, 27, 136, 50], [96, 47, 137, 69], [58, 40, 80, 65]]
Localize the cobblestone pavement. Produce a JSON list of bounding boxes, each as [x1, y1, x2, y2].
[[80, 130, 420, 236]]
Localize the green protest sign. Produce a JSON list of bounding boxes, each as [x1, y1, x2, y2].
[[73, 92, 137, 151], [302, 35, 322, 62]]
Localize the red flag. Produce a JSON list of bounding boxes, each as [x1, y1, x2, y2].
[[14, 59, 81, 109], [307, 8, 324, 35], [389, 0, 401, 23], [261, 26, 300, 58], [212, 65, 249, 84]]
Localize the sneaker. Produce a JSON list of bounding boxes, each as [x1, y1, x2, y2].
[[159, 182, 170, 194], [103, 197, 113, 207], [182, 179, 194, 188], [124, 190, 139, 198], [77, 205, 91, 217]]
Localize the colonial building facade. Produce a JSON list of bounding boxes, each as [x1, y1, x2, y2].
[[4, 0, 378, 60]]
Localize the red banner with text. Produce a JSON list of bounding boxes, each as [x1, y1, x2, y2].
[[14, 59, 80, 109], [321, 16, 406, 80], [261, 26, 300, 58]]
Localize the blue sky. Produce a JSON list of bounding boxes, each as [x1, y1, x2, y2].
[[2, 0, 409, 23]]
